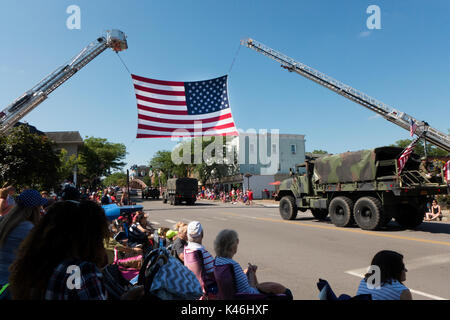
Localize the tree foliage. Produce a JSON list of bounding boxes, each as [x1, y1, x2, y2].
[[102, 172, 127, 187], [0, 125, 61, 190], [391, 138, 449, 157], [78, 137, 127, 188]]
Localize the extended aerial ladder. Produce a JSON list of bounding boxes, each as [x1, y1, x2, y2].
[[241, 38, 450, 153], [0, 30, 128, 134]]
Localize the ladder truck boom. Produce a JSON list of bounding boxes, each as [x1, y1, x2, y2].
[[241, 38, 450, 153], [0, 30, 128, 134]]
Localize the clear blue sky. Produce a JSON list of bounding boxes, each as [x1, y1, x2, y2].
[[1, 0, 449, 170]]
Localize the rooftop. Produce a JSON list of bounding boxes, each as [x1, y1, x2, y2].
[[45, 131, 83, 144]]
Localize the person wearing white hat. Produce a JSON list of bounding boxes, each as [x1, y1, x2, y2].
[[184, 221, 217, 297]]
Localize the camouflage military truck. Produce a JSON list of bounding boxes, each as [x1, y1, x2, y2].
[[276, 147, 448, 230], [162, 178, 198, 205]]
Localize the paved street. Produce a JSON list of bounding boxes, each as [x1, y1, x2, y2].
[[138, 197, 450, 300]]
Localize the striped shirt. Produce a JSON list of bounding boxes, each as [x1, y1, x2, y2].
[[0, 221, 33, 285], [185, 242, 214, 273], [357, 278, 409, 300], [215, 257, 260, 294]]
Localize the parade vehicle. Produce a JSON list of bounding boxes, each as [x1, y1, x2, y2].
[[241, 38, 450, 230], [162, 178, 198, 206], [0, 30, 128, 134], [142, 186, 160, 200], [276, 147, 447, 230]]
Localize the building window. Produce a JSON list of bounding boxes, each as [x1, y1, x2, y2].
[[272, 144, 277, 154], [291, 144, 296, 155]]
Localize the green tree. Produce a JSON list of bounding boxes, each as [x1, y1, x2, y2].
[[149, 150, 187, 180], [78, 137, 127, 188], [391, 138, 448, 157], [102, 172, 127, 187], [311, 149, 328, 154], [57, 148, 79, 182], [0, 125, 61, 190]]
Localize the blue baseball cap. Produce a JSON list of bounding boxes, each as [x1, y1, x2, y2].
[[17, 189, 48, 208]]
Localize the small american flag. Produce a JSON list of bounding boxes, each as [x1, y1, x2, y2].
[[132, 74, 238, 138], [397, 136, 420, 174], [444, 160, 450, 182], [409, 118, 417, 137]]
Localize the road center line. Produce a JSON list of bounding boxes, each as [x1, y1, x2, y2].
[[345, 270, 447, 300], [219, 212, 450, 247]]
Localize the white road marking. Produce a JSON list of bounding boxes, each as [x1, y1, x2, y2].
[[150, 221, 160, 225], [165, 219, 177, 224], [345, 270, 447, 300]]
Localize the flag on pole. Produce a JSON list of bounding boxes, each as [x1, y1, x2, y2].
[[444, 160, 450, 182], [131, 74, 238, 138], [409, 118, 417, 137], [397, 136, 421, 174]]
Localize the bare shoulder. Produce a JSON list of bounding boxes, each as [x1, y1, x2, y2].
[[400, 289, 413, 300]]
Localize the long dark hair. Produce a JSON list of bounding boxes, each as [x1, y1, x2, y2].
[[0, 205, 40, 248], [9, 200, 109, 300], [364, 250, 405, 285]]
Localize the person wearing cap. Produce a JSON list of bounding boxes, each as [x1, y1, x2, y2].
[[0, 189, 47, 287], [184, 221, 216, 296]]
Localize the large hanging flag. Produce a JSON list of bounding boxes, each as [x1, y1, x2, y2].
[[131, 74, 238, 138], [397, 135, 421, 174]]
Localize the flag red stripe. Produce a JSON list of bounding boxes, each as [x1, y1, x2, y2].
[[131, 74, 184, 86], [137, 112, 232, 124], [136, 94, 186, 106], [137, 132, 239, 138], [137, 104, 188, 115], [138, 122, 236, 132], [134, 84, 185, 96]]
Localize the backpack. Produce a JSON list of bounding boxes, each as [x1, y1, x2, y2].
[[102, 264, 133, 300], [138, 247, 203, 300]]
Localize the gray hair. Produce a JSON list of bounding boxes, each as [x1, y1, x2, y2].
[[214, 229, 239, 258], [188, 230, 203, 243]]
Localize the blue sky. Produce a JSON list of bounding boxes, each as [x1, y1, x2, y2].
[[1, 0, 449, 169]]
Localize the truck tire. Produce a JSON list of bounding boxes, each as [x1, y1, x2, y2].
[[279, 196, 298, 220], [169, 196, 174, 205], [311, 209, 328, 220], [329, 197, 354, 227], [353, 197, 383, 230], [395, 204, 424, 229]]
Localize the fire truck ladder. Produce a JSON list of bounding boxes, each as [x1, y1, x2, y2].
[[241, 38, 450, 153], [0, 30, 128, 134]]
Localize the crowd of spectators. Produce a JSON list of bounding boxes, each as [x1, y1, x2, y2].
[[0, 183, 419, 301], [198, 187, 254, 205]]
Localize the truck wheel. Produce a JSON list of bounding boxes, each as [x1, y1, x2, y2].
[[163, 195, 167, 203], [279, 196, 298, 220], [329, 197, 354, 227], [353, 197, 383, 230], [169, 196, 174, 205], [395, 204, 424, 229], [311, 209, 328, 220]]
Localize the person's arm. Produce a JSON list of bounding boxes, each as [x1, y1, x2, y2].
[[400, 289, 413, 300]]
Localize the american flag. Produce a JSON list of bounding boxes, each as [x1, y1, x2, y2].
[[131, 74, 238, 138], [409, 118, 417, 137], [444, 160, 450, 182], [397, 136, 420, 174]]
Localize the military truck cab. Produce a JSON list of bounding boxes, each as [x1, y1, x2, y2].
[[276, 147, 448, 231], [162, 178, 198, 206]]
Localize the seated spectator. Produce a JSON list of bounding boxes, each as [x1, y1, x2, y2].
[[128, 212, 152, 250], [0, 190, 47, 290], [184, 221, 216, 295], [0, 187, 14, 217], [425, 199, 442, 221], [8, 200, 143, 300], [172, 224, 188, 262], [356, 250, 412, 300], [214, 229, 290, 296]]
